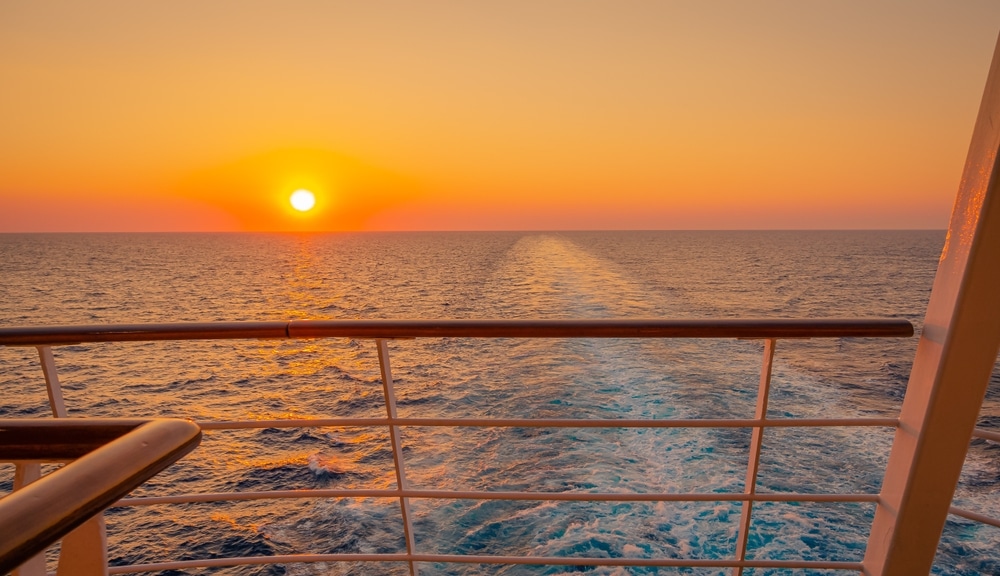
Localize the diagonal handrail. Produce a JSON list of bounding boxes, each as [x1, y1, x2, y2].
[[0, 419, 202, 573]]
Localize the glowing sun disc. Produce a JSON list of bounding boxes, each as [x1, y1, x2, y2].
[[290, 189, 316, 211]]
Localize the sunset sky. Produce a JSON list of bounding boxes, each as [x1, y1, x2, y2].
[[2, 1, 1000, 232]]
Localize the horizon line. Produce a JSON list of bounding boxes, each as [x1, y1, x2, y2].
[[0, 228, 949, 234]]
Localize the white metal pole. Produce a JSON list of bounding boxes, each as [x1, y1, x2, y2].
[[37, 346, 67, 417], [377, 339, 418, 576], [37, 346, 108, 575], [11, 346, 68, 576], [12, 464, 44, 576], [733, 339, 776, 576], [862, 33, 1000, 576], [57, 516, 108, 576]]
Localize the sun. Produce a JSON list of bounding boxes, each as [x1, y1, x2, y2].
[[289, 189, 316, 212]]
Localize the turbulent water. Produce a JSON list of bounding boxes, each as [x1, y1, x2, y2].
[[0, 231, 997, 575]]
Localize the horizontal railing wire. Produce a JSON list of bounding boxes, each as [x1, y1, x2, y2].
[[972, 427, 1000, 443], [946, 427, 1000, 530], [117, 489, 882, 507], [106, 554, 865, 574], [195, 417, 899, 430], [949, 506, 1000, 529]]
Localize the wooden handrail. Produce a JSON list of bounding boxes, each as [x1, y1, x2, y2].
[[0, 318, 913, 347], [290, 318, 914, 339], [0, 419, 202, 573]]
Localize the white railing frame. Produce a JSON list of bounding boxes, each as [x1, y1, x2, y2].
[[5, 330, 922, 575], [9, 318, 1000, 573]]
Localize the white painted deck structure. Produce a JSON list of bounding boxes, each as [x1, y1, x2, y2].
[[3, 30, 1000, 576]]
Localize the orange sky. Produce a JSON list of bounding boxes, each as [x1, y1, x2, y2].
[[2, 1, 1000, 232]]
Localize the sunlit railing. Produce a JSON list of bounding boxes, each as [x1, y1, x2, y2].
[[2, 318, 965, 575], [0, 419, 202, 574]]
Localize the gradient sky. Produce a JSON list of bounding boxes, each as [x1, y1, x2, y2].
[[2, 1, 1000, 232]]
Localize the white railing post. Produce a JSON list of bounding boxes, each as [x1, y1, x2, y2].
[[17, 346, 109, 576], [57, 516, 108, 576], [732, 338, 776, 576], [12, 464, 44, 576], [376, 339, 418, 576], [11, 346, 68, 576], [862, 33, 1000, 576], [37, 345, 67, 417]]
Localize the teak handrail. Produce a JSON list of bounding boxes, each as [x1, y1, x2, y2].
[[0, 419, 202, 573], [0, 318, 914, 346]]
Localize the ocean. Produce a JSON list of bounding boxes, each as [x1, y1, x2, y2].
[[0, 231, 997, 575]]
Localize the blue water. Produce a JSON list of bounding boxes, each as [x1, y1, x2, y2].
[[0, 231, 997, 575]]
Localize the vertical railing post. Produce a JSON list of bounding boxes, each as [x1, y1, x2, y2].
[[37, 346, 68, 417], [862, 32, 1000, 576], [13, 346, 108, 576], [12, 464, 44, 576], [57, 516, 107, 576], [11, 346, 70, 576], [376, 339, 418, 576], [733, 338, 776, 576]]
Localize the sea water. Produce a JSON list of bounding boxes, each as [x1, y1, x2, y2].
[[0, 231, 997, 575]]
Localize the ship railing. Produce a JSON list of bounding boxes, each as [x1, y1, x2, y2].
[[5, 318, 991, 575], [0, 419, 202, 575]]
